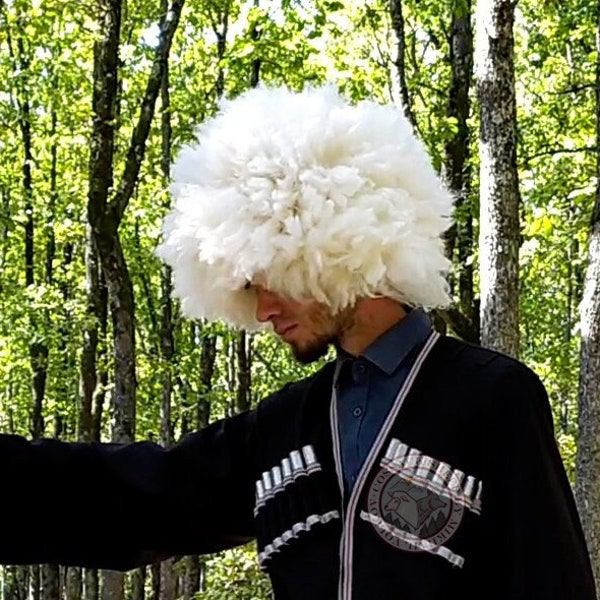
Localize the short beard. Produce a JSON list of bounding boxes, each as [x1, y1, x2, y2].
[[290, 335, 333, 364], [289, 307, 354, 364]]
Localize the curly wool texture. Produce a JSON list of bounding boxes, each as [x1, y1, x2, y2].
[[156, 84, 455, 330]]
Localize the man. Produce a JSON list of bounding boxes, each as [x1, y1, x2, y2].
[[0, 84, 596, 599]]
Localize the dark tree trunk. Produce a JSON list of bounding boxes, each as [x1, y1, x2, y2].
[[150, 564, 160, 600], [235, 330, 252, 413], [87, 2, 127, 598], [6, 4, 50, 444], [79, 226, 106, 599], [80, 225, 106, 442], [130, 567, 146, 600], [208, 0, 229, 99], [249, 0, 261, 88], [65, 567, 82, 600], [198, 328, 216, 430], [474, 0, 520, 357], [3, 566, 28, 600], [443, 0, 478, 343], [84, 568, 99, 600], [87, 0, 185, 593], [389, 0, 417, 128], [41, 565, 60, 600]]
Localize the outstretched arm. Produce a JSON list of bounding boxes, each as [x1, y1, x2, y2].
[[0, 409, 258, 571]]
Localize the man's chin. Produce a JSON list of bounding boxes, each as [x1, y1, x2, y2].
[[290, 341, 330, 365]]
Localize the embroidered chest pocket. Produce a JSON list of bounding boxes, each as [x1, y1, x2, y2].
[[361, 438, 482, 568], [255, 445, 340, 569]]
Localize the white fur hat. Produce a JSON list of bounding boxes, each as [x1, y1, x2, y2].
[[156, 84, 454, 330]]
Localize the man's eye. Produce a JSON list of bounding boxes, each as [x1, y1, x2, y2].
[[244, 281, 252, 290]]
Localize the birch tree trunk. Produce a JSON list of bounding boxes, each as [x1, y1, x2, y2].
[[574, 2, 600, 589], [474, 0, 520, 357]]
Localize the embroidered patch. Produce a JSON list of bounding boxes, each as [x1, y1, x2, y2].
[[367, 465, 464, 553], [365, 439, 481, 564]]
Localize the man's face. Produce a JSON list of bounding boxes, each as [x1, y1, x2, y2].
[[254, 287, 351, 364]]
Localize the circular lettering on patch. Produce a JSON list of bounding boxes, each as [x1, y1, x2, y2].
[[366, 467, 464, 552]]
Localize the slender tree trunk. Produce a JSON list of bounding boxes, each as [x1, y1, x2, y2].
[[209, 0, 229, 99], [156, 4, 177, 594], [30, 566, 40, 600], [79, 225, 106, 600], [443, 0, 478, 343], [86, 0, 185, 595], [80, 225, 102, 442], [176, 326, 216, 597], [0, 187, 10, 272], [6, 3, 51, 448], [5, 4, 51, 451], [575, 2, 600, 590], [84, 568, 99, 600], [2, 4, 53, 559], [474, 0, 520, 357], [235, 330, 251, 413], [389, 0, 417, 128], [182, 556, 201, 600], [65, 568, 82, 600], [41, 565, 60, 600], [130, 568, 145, 600], [3, 566, 28, 600], [87, 2, 127, 599], [249, 0, 261, 88], [150, 565, 160, 600]]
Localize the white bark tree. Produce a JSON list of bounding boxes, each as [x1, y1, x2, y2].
[[575, 2, 600, 589], [474, 0, 520, 357]]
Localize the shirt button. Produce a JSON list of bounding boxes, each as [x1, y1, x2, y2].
[[353, 407, 363, 417]]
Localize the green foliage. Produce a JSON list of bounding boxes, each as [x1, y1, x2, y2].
[[198, 544, 272, 599]]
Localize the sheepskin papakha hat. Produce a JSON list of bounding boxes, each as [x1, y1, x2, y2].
[[156, 84, 455, 330]]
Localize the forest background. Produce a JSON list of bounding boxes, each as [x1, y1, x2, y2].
[[1, 0, 599, 598]]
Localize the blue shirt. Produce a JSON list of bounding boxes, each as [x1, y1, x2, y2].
[[334, 308, 432, 492]]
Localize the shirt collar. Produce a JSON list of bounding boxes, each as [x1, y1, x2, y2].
[[335, 307, 432, 377]]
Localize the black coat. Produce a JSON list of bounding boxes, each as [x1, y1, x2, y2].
[[0, 333, 596, 599]]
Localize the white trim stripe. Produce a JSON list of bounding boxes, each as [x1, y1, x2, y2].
[[330, 366, 347, 600], [359, 511, 465, 568], [332, 331, 440, 600]]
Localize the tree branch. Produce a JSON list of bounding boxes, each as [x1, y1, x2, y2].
[[522, 145, 596, 165], [109, 0, 186, 225]]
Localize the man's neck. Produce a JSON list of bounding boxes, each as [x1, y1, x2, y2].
[[337, 298, 408, 356]]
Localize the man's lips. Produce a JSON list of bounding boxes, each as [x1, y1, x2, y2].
[[275, 324, 297, 338]]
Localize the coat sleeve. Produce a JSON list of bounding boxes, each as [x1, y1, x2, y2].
[[0, 409, 258, 571], [476, 360, 597, 599]]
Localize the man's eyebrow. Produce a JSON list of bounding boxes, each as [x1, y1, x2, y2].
[[244, 281, 252, 290]]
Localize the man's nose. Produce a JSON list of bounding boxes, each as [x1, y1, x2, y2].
[[255, 288, 282, 323]]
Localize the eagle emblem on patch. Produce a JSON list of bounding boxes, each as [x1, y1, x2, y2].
[[367, 467, 465, 551]]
